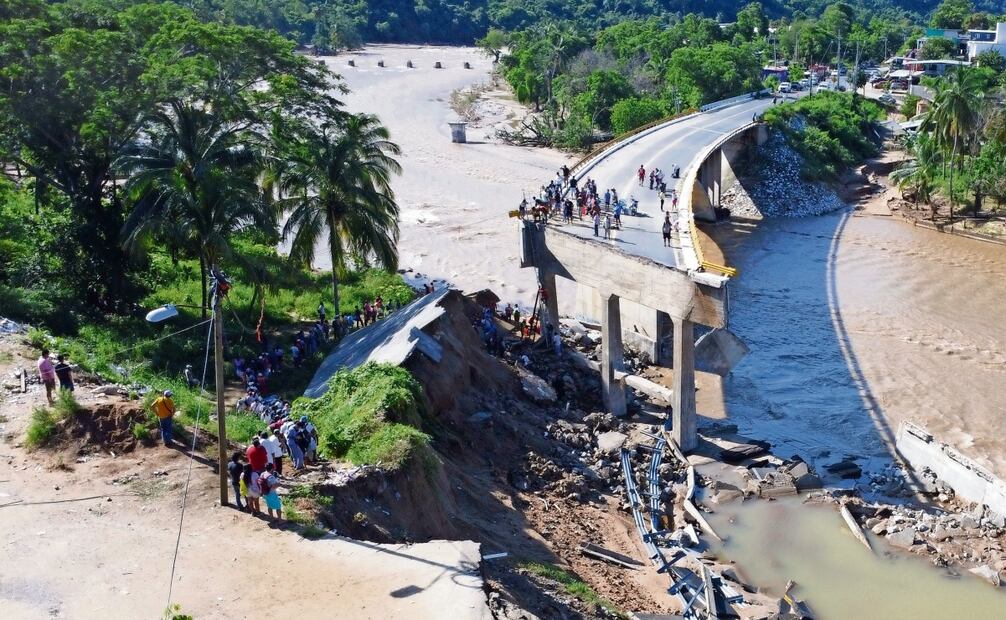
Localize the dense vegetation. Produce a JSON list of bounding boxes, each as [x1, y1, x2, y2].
[[764, 91, 885, 178], [290, 362, 434, 470], [892, 66, 1006, 220], [492, 1, 921, 148], [0, 1, 408, 428], [86, 0, 1005, 48]]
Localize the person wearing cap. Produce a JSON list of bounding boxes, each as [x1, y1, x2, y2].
[[152, 390, 176, 446]]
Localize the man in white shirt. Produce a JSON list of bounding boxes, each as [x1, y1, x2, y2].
[[263, 430, 285, 475]]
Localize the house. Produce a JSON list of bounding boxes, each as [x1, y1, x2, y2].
[[966, 23, 1006, 61]]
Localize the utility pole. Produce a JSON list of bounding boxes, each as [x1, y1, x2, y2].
[[853, 41, 861, 95], [210, 268, 229, 507]]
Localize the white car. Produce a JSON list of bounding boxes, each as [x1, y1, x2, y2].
[[779, 82, 792, 93]]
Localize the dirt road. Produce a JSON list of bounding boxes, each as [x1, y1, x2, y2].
[[0, 335, 490, 620]]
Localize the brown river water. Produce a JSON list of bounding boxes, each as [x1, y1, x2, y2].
[[710, 210, 1006, 479]]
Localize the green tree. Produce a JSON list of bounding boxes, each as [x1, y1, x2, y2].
[[118, 102, 274, 315], [477, 28, 508, 63], [732, 2, 768, 42], [976, 49, 1005, 72], [610, 97, 664, 134], [891, 133, 941, 220], [821, 2, 854, 40], [930, 0, 974, 29], [278, 114, 402, 312], [920, 37, 956, 60], [921, 67, 986, 218]]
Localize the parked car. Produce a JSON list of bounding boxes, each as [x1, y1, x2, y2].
[[799, 78, 811, 89], [779, 81, 792, 93]]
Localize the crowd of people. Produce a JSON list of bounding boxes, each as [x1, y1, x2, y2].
[[519, 163, 682, 244]]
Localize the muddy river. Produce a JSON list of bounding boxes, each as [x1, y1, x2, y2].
[[711, 211, 1006, 480]]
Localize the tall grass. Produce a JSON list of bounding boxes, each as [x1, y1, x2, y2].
[[291, 362, 432, 470]]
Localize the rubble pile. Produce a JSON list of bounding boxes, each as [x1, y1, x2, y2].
[[721, 131, 847, 218]]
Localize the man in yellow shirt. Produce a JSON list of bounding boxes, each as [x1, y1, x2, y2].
[[152, 390, 176, 446]]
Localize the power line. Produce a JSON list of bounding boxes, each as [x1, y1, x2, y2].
[[164, 306, 215, 610]]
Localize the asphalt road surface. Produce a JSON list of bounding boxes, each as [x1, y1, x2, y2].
[[558, 96, 780, 269]]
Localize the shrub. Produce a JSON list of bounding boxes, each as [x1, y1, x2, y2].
[[25, 407, 58, 449], [133, 423, 151, 441]]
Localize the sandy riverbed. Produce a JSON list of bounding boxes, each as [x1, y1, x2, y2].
[[309, 45, 574, 305]]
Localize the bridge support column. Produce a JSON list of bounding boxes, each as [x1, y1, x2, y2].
[[655, 310, 673, 366], [601, 293, 627, 418], [671, 317, 697, 451], [538, 271, 560, 338]]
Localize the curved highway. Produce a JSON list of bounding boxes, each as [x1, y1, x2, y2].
[[559, 96, 776, 270]]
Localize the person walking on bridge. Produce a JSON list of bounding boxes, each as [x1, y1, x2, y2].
[[637, 165, 645, 186], [662, 214, 672, 247]]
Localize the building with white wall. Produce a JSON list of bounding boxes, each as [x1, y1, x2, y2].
[[966, 23, 1006, 61]]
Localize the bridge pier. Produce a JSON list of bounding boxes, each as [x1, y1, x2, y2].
[[600, 293, 627, 417], [537, 270, 560, 338], [671, 317, 697, 451]]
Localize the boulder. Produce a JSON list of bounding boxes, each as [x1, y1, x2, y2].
[[794, 473, 823, 491], [597, 431, 628, 454], [518, 368, 557, 404], [887, 527, 918, 549]]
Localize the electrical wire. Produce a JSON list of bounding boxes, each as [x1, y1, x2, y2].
[[164, 302, 215, 610], [106, 318, 213, 360]]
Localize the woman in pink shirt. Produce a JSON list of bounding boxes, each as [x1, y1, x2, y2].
[[37, 349, 56, 405]]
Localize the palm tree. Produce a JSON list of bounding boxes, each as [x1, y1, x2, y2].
[[278, 113, 401, 314], [921, 67, 985, 220], [891, 133, 940, 221], [118, 101, 275, 315]]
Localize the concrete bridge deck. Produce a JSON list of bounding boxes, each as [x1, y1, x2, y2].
[[522, 94, 775, 450], [556, 97, 772, 270]]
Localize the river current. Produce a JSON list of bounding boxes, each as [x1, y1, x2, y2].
[[711, 210, 1006, 477]]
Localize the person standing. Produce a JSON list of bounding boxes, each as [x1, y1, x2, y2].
[[285, 422, 305, 471], [592, 210, 600, 237], [152, 390, 176, 446], [37, 349, 56, 405], [662, 215, 673, 247], [246, 436, 268, 473], [228, 452, 245, 511], [54, 354, 74, 393], [659, 189, 665, 211], [241, 464, 261, 516], [603, 213, 612, 239], [264, 429, 284, 476], [637, 165, 645, 186], [317, 301, 326, 322], [260, 463, 282, 521]]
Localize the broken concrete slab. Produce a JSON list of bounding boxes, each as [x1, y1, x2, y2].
[[969, 564, 1002, 587], [720, 442, 769, 464], [597, 431, 629, 453], [826, 459, 863, 480], [886, 527, 917, 549], [695, 327, 750, 376], [896, 421, 1006, 518]]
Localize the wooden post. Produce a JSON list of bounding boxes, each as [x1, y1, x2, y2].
[[212, 275, 228, 507]]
